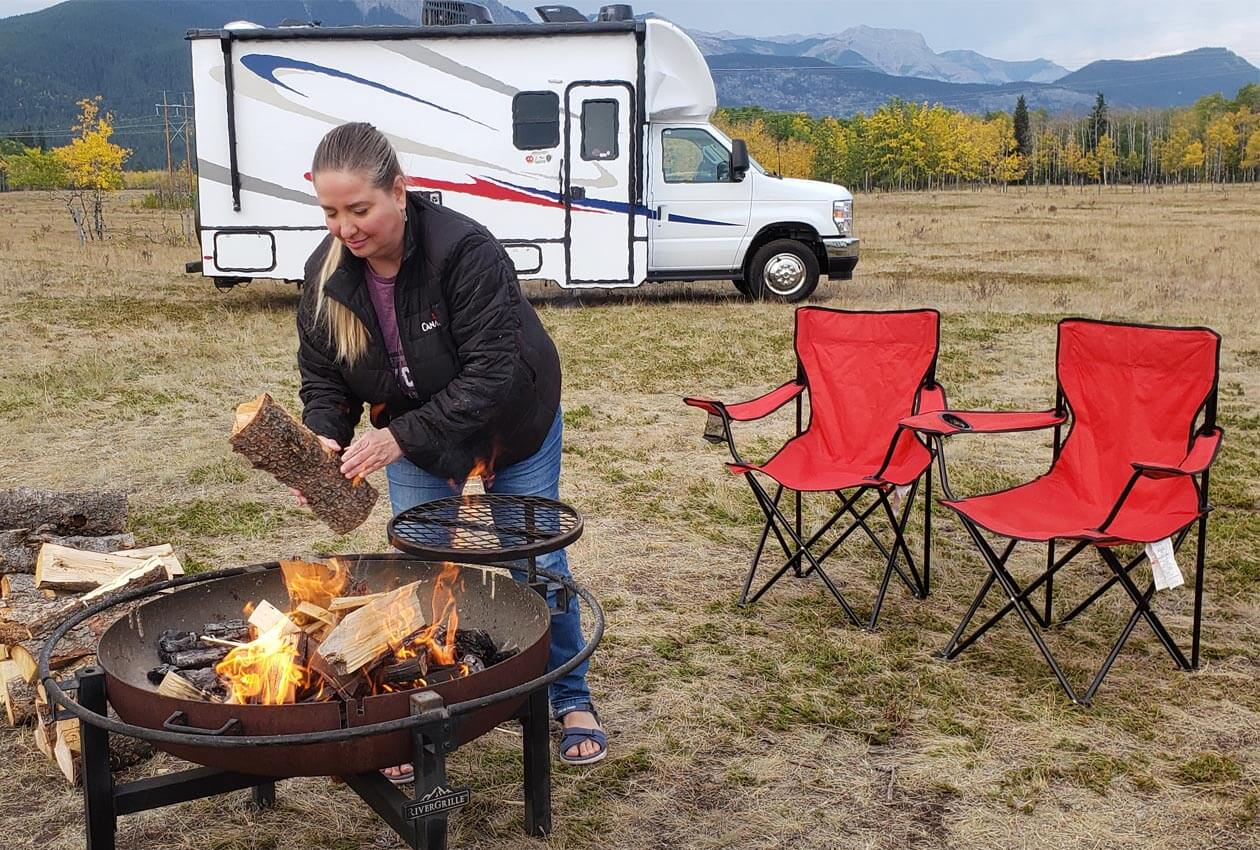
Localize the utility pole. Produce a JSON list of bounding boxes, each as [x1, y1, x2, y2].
[[157, 91, 173, 176], [179, 92, 194, 187]]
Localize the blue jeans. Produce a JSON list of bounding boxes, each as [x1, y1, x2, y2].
[[386, 409, 593, 719]]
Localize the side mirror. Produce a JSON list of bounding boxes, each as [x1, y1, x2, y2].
[[730, 139, 750, 182]]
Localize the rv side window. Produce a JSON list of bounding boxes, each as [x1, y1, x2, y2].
[[580, 100, 619, 161], [662, 128, 731, 183], [513, 92, 560, 150]]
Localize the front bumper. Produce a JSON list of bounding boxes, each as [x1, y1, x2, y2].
[[822, 236, 860, 280]]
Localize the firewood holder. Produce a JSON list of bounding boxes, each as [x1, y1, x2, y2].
[[39, 500, 601, 850]]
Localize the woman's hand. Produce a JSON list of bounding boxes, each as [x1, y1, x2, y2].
[[290, 436, 344, 505], [340, 428, 403, 481]]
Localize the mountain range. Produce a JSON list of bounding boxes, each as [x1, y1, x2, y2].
[[1, 1, 1257, 167]]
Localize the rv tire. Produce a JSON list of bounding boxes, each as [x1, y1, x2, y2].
[[746, 239, 819, 302]]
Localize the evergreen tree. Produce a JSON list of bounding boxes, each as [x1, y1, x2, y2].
[[1088, 93, 1109, 150], [1013, 96, 1031, 157]]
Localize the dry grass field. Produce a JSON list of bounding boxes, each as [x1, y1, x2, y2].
[[0, 185, 1257, 850]]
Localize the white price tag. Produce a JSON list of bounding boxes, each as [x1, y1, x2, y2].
[[1145, 537, 1184, 591], [890, 484, 913, 511]]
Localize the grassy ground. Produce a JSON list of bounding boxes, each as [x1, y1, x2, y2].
[[0, 185, 1257, 849]]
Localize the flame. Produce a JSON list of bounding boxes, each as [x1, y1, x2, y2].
[[386, 563, 462, 670], [212, 560, 477, 704], [215, 619, 305, 705], [450, 444, 499, 490], [282, 557, 350, 611]]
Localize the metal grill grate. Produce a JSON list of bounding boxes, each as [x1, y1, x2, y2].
[[388, 494, 582, 563]]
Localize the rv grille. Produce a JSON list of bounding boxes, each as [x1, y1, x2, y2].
[[422, 1, 493, 25]]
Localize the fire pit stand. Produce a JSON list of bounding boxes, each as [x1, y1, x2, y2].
[[41, 497, 599, 850]]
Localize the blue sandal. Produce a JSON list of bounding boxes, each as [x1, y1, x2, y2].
[[558, 713, 607, 766]]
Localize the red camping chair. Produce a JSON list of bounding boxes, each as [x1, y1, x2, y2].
[[901, 318, 1223, 704], [685, 307, 945, 629]]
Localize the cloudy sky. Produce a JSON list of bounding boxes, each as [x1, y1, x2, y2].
[[2, 0, 1258, 69]]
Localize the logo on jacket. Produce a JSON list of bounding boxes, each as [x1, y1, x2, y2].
[[422, 309, 441, 333]]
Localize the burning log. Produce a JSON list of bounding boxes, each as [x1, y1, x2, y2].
[[306, 650, 369, 699], [157, 670, 223, 702], [316, 581, 427, 676], [229, 393, 378, 534], [248, 599, 301, 639], [376, 654, 428, 689], [281, 558, 349, 611], [201, 619, 249, 640], [328, 590, 391, 612], [0, 489, 127, 538], [163, 647, 230, 670]]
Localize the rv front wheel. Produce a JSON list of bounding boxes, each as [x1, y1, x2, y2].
[[747, 239, 819, 302]]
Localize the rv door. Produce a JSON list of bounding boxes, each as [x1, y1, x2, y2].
[[563, 83, 634, 285]]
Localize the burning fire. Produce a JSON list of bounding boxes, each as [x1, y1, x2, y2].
[[215, 619, 305, 705], [212, 559, 474, 706]]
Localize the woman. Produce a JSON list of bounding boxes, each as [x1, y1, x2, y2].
[[294, 122, 605, 775]]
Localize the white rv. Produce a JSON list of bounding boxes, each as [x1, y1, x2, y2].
[[187, 5, 858, 301]]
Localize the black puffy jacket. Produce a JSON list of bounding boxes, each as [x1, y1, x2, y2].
[[297, 193, 561, 481]]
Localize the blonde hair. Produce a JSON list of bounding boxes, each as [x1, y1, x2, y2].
[[311, 122, 405, 364]]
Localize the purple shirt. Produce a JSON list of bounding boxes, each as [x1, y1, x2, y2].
[[364, 265, 418, 398]]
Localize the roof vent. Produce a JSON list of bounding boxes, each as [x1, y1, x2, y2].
[[597, 4, 633, 20], [535, 5, 588, 22], [421, 1, 494, 25]]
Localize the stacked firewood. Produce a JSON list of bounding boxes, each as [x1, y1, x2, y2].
[[0, 488, 174, 784], [156, 559, 515, 705]]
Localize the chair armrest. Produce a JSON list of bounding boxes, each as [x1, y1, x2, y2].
[[916, 382, 948, 414], [1133, 427, 1224, 479], [899, 409, 1067, 436], [684, 381, 805, 422]]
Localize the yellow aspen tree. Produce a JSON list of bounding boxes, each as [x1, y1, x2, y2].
[[1095, 132, 1118, 186], [1242, 129, 1260, 172], [54, 96, 131, 243]]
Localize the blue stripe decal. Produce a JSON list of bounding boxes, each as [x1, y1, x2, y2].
[[240, 54, 494, 130], [490, 177, 737, 226]]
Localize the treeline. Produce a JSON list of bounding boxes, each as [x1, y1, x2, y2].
[[714, 83, 1260, 190]]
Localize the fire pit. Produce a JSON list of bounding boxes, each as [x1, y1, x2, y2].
[[40, 498, 601, 850]]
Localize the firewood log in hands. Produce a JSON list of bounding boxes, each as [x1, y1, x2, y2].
[[229, 393, 377, 534]]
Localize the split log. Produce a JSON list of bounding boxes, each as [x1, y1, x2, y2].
[[2, 659, 36, 725], [54, 720, 81, 784], [229, 393, 378, 534], [0, 489, 127, 537], [316, 581, 426, 676], [48, 716, 155, 787], [7, 643, 39, 683], [248, 599, 301, 638], [0, 531, 137, 575], [294, 601, 338, 628], [32, 702, 56, 758], [329, 590, 391, 612], [35, 544, 181, 592], [1, 558, 164, 646]]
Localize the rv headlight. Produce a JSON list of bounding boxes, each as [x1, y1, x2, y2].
[[833, 200, 854, 236]]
